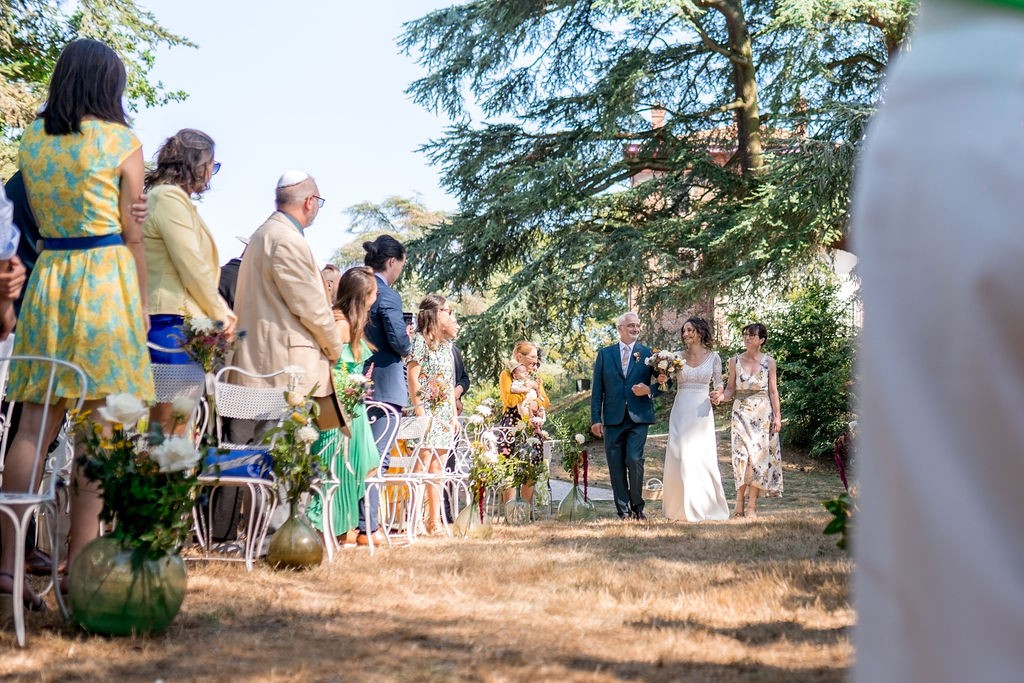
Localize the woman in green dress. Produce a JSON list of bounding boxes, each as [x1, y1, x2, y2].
[[307, 267, 381, 547]]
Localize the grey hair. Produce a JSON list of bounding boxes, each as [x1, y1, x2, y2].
[[275, 177, 316, 208], [616, 312, 639, 327]]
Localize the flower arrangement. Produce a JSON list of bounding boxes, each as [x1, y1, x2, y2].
[[554, 418, 590, 501], [335, 371, 373, 415], [645, 349, 683, 390], [420, 374, 451, 412], [74, 394, 202, 561], [262, 386, 322, 507], [177, 310, 245, 373]]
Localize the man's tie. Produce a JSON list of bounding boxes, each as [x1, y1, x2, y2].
[[621, 344, 630, 373]]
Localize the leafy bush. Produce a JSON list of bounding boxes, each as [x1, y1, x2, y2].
[[725, 267, 857, 457]]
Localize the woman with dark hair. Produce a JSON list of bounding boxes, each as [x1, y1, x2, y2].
[[143, 128, 236, 430], [661, 317, 729, 522], [359, 234, 411, 540], [1, 38, 153, 609], [307, 267, 381, 547], [720, 322, 783, 517], [406, 293, 459, 534]]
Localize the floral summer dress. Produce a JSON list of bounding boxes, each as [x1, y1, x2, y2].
[[307, 339, 380, 535], [730, 354, 783, 496], [12, 119, 153, 402], [409, 334, 456, 450]]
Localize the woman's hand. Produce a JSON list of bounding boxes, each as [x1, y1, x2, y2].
[[770, 416, 781, 434], [710, 389, 722, 405], [656, 373, 669, 385]]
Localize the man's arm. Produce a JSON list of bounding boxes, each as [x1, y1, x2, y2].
[[377, 287, 411, 358], [590, 348, 605, 438], [269, 234, 342, 360]]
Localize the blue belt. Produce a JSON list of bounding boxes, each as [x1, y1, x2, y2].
[[43, 234, 124, 250]]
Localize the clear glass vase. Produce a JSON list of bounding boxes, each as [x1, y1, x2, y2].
[[453, 494, 493, 539], [504, 487, 531, 526], [556, 484, 596, 523], [68, 536, 187, 636]]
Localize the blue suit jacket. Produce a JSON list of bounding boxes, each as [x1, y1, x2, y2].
[[364, 275, 411, 406], [590, 343, 658, 426]]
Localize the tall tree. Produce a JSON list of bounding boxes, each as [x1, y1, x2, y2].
[[0, 0, 193, 176], [401, 0, 911, 375]]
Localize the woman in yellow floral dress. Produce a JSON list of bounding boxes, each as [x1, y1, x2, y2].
[[0, 39, 153, 610]]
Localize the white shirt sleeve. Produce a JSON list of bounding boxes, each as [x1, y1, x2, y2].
[[0, 186, 22, 261]]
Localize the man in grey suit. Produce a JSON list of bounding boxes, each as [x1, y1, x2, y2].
[[358, 234, 412, 543], [590, 312, 660, 520]]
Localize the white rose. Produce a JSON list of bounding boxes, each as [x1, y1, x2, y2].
[[468, 414, 485, 425], [484, 450, 499, 464], [657, 360, 668, 370], [189, 316, 216, 335], [98, 394, 147, 427], [574, 433, 586, 445], [297, 425, 319, 444], [171, 396, 196, 419], [151, 436, 200, 473], [476, 404, 492, 417], [286, 391, 305, 407]]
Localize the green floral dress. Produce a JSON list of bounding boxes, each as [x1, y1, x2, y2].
[[307, 339, 380, 535]]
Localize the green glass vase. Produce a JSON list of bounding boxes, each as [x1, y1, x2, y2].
[[68, 535, 186, 636], [556, 485, 596, 523], [266, 502, 324, 569]]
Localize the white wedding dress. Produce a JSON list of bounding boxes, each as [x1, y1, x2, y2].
[[662, 352, 730, 522]]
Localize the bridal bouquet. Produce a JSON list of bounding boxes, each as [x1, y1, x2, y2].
[[178, 311, 245, 373], [645, 349, 683, 390]]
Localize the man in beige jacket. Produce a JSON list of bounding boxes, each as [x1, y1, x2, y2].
[[231, 170, 342, 424]]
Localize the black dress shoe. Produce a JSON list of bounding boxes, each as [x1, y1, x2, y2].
[[633, 511, 647, 521]]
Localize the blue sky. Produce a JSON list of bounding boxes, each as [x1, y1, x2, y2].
[[132, 0, 457, 264]]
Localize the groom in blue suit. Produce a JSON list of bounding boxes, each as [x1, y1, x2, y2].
[[591, 312, 660, 520]]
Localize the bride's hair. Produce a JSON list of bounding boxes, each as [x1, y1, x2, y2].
[[682, 317, 713, 348]]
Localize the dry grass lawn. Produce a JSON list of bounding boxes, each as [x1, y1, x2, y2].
[[1, 430, 853, 682]]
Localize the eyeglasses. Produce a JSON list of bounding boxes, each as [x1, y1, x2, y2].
[[211, 161, 221, 175], [311, 195, 326, 209]]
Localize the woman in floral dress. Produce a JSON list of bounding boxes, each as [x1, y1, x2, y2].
[[721, 323, 783, 517], [407, 294, 459, 534], [0, 39, 154, 609], [306, 267, 381, 546]]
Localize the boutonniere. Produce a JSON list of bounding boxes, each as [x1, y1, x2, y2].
[[632, 351, 641, 363]]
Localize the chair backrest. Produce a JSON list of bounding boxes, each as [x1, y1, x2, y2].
[[0, 355, 87, 495], [148, 342, 206, 404], [148, 342, 208, 439], [365, 401, 401, 463], [212, 365, 289, 447]]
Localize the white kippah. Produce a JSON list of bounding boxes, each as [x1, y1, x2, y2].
[[277, 169, 310, 188]]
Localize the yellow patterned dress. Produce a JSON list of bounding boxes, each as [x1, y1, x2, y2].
[[12, 119, 154, 402]]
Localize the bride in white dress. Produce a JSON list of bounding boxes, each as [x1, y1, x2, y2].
[[662, 318, 730, 522]]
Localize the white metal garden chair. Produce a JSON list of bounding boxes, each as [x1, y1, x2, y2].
[[191, 365, 288, 571], [0, 355, 87, 647], [361, 401, 421, 554]]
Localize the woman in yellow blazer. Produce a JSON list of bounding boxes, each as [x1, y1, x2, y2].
[[143, 128, 236, 428]]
